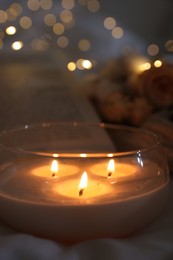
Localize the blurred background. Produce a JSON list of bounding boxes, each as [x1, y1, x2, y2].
[[0, 0, 173, 166], [0, 0, 172, 73]]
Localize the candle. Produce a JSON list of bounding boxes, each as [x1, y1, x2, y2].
[[54, 171, 112, 200], [0, 158, 169, 243], [30, 158, 79, 178], [90, 159, 138, 179]]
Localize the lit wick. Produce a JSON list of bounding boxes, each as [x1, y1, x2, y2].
[[79, 188, 84, 197], [107, 159, 115, 178], [79, 171, 88, 197], [108, 171, 112, 178], [51, 160, 58, 177]]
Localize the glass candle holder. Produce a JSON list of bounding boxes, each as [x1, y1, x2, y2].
[[0, 122, 170, 243]]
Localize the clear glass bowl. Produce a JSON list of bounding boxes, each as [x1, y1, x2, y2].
[[0, 122, 170, 243]]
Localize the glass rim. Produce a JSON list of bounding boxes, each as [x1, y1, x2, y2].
[[0, 121, 161, 158]]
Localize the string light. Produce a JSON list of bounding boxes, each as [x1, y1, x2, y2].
[[104, 17, 116, 30], [6, 26, 16, 35], [0, 10, 7, 23], [44, 13, 56, 26], [19, 16, 32, 29], [67, 62, 76, 71], [0, 0, 171, 68], [78, 39, 91, 51], [147, 44, 159, 56], [154, 60, 162, 68], [11, 41, 23, 50], [112, 27, 124, 39]]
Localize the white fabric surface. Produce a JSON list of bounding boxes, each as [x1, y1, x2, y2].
[[0, 179, 172, 260]]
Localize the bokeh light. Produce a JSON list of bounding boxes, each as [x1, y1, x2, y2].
[[87, 0, 100, 13], [44, 13, 56, 26], [61, 0, 75, 10], [0, 10, 7, 23], [10, 3, 23, 16], [40, 0, 53, 10], [27, 0, 40, 11], [82, 59, 92, 69], [60, 10, 73, 23], [154, 60, 162, 68], [165, 40, 173, 52], [11, 41, 23, 50], [53, 23, 65, 35], [104, 17, 116, 30], [57, 36, 69, 48], [67, 62, 76, 71], [19, 16, 32, 29], [78, 39, 91, 51], [147, 44, 159, 56], [112, 27, 124, 39], [139, 62, 151, 72], [6, 26, 17, 35]]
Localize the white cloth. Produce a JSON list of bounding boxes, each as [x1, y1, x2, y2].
[[0, 180, 173, 260]]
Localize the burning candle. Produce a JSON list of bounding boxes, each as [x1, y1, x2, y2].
[[0, 157, 169, 243], [31, 158, 79, 178], [54, 171, 112, 200], [90, 159, 138, 179]]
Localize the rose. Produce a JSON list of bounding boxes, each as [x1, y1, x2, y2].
[[136, 64, 173, 108]]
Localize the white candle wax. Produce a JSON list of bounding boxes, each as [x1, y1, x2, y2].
[[90, 159, 137, 179], [0, 159, 169, 243]]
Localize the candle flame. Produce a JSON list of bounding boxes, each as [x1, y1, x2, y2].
[[107, 159, 115, 177], [79, 171, 88, 196], [51, 160, 58, 177]]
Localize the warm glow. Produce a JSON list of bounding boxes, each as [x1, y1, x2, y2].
[[82, 59, 92, 69], [40, 0, 53, 10], [10, 3, 23, 16], [60, 10, 73, 24], [53, 23, 64, 35], [107, 159, 115, 173], [67, 62, 76, 71], [61, 0, 75, 9], [112, 27, 124, 39], [78, 39, 91, 51], [6, 26, 16, 35], [44, 13, 56, 26], [6, 8, 18, 21], [165, 40, 173, 52], [27, 0, 40, 11], [139, 62, 151, 72], [87, 0, 100, 12], [107, 153, 113, 158], [79, 171, 88, 191], [19, 16, 32, 29], [104, 17, 116, 30], [0, 10, 7, 23], [147, 44, 159, 56], [57, 36, 69, 48], [53, 153, 59, 158], [51, 160, 58, 175], [76, 59, 85, 70], [11, 41, 23, 50], [154, 60, 162, 68], [80, 153, 87, 158]]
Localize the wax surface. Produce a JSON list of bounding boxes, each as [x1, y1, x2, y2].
[[0, 158, 168, 205]]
